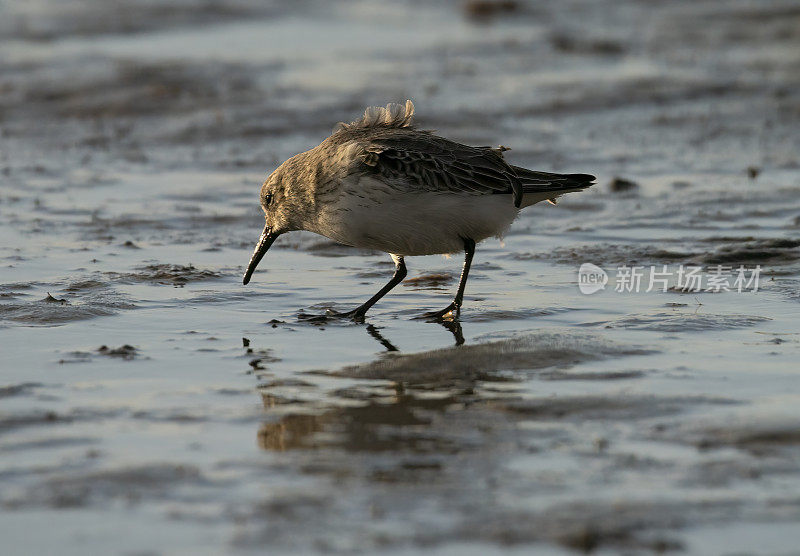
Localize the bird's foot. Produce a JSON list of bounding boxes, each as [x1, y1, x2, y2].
[[296, 307, 366, 324], [325, 307, 367, 322], [417, 302, 460, 321]]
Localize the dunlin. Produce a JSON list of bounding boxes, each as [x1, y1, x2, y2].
[[243, 100, 594, 320]]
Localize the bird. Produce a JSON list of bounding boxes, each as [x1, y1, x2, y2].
[[243, 100, 594, 321]]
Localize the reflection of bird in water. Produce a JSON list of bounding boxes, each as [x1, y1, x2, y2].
[[257, 411, 324, 451], [365, 319, 465, 351], [365, 324, 399, 351], [257, 390, 462, 453], [438, 319, 465, 346], [243, 100, 595, 321], [255, 331, 550, 453]]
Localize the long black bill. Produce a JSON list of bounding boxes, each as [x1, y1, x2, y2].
[[242, 224, 279, 285]]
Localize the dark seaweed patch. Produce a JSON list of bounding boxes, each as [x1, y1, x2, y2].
[[97, 344, 138, 360], [608, 177, 640, 193], [703, 238, 800, 265], [106, 264, 222, 286]]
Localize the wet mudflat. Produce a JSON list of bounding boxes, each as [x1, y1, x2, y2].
[[1, 0, 800, 553]]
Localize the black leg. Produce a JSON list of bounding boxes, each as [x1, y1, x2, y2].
[[420, 238, 475, 320], [332, 255, 407, 321], [453, 238, 476, 310]]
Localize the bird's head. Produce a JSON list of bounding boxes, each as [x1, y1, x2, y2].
[[242, 171, 289, 285], [242, 158, 315, 285]]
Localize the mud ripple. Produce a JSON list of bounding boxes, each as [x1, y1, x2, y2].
[[494, 394, 734, 421], [662, 419, 800, 455], [467, 307, 576, 322], [507, 244, 696, 266], [0, 290, 136, 326], [604, 312, 770, 332], [4, 464, 210, 510], [402, 273, 455, 289], [451, 499, 740, 553], [0, 383, 44, 399], [0, 408, 124, 435]]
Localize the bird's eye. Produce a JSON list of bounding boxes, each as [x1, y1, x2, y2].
[[264, 193, 273, 206]]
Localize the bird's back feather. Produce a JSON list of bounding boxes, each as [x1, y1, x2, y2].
[[327, 101, 594, 207]]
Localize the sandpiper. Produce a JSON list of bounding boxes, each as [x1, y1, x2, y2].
[[243, 100, 594, 320]]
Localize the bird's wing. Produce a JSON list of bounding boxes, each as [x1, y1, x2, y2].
[[360, 135, 524, 207]]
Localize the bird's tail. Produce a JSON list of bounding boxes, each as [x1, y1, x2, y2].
[[511, 167, 595, 207]]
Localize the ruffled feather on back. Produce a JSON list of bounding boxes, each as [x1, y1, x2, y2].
[[333, 100, 415, 134]]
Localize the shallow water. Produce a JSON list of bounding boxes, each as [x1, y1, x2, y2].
[[2, 0, 800, 553]]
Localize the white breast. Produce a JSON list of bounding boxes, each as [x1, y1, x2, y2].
[[312, 176, 520, 256]]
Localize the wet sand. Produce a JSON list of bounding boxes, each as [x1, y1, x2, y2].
[[1, 0, 800, 553]]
